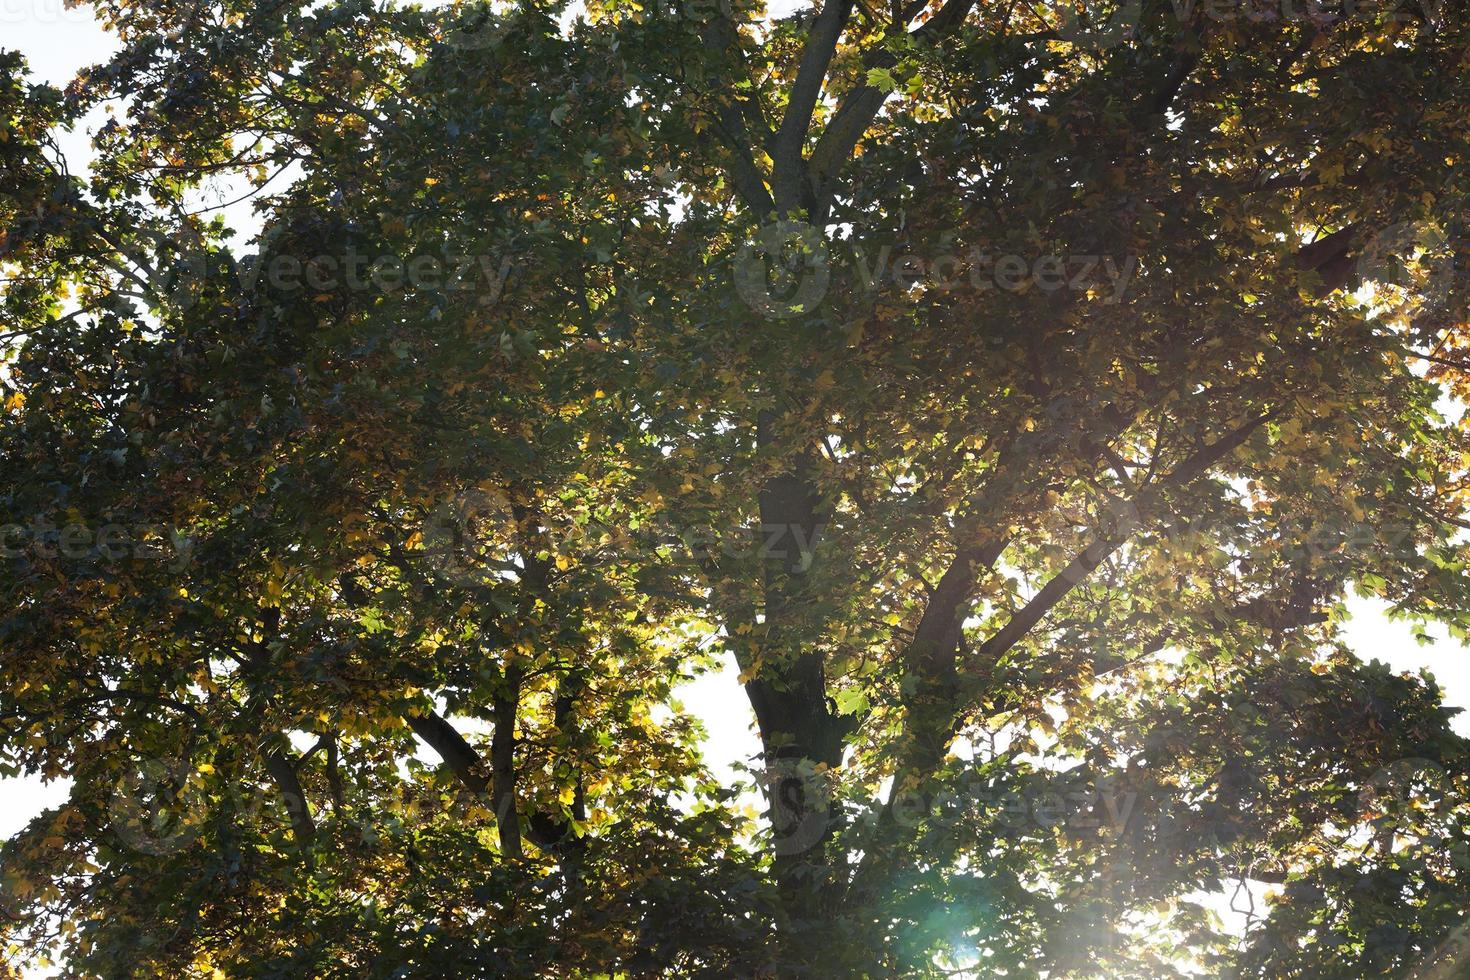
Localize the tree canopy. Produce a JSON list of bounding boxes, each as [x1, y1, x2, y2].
[[3, 0, 1470, 974]]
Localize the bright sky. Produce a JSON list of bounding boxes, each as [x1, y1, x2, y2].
[[4, 11, 1470, 973]]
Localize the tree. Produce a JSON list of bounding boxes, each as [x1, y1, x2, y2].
[[3, 0, 1470, 974]]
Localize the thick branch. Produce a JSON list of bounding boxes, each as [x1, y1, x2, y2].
[[972, 409, 1277, 669], [807, 0, 976, 203], [262, 748, 316, 846], [1294, 223, 1364, 296], [405, 709, 489, 796], [771, 0, 856, 212], [406, 702, 523, 856], [853, 410, 1277, 903], [405, 702, 580, 856], [702, 16, 778, 216], [491, 672, 524, 858], [905, 538, 1009, 682]]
